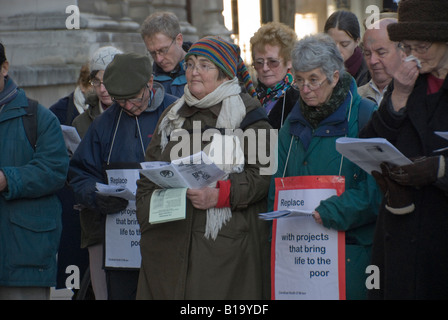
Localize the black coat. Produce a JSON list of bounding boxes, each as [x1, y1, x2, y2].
[[360, 74, 448, 299], [265, 87, 300, 130]]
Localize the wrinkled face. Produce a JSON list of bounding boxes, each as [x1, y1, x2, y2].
[[252, 44, 292, 88], [185, 56, 228, 100], [293, 68, 339, 107], [114, 79, 153, 117], [143, 32, 185, 73], [400, 40, 448, 76], [92, 70, 113, 107], [363, 28, 405, 84], [327, 28, 359, 62]]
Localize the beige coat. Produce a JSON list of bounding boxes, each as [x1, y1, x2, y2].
[[136, 93, 273, 299]]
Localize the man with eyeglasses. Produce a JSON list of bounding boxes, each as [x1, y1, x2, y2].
[[140, 11, 192, 98], [69, 52, 177, 300]]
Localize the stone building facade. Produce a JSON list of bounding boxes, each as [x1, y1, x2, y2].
[[0, 0, 386, 107]]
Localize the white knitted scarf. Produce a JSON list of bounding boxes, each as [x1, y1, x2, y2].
[[158, 78, 246, 240]]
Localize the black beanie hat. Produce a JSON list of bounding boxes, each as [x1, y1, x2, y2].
[[387, 0, 448, 42], [103, 52, 152, 100]]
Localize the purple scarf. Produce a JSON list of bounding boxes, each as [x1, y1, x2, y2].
[[345, 46, 363, 78]]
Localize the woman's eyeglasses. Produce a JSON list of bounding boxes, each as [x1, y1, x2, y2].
[[252, 58, 282, 70], [398, 42, 432, 56], [183, 62, 216, 73], [292, 78, 327, 91], [90, 79, 104, 88]]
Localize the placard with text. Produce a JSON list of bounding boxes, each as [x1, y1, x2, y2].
[[104, 169, 141, 269], [271, 176, 346, 300]]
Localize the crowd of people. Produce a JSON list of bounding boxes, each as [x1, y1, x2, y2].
[[1, 0, 448, 300]]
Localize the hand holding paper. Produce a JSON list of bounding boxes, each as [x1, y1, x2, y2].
[[96, 182, 136, 201], [335, 137, 412, 174], [140, 151, 226, 189]]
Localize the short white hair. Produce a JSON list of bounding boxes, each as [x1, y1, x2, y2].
[[292, 33, 345, 82]]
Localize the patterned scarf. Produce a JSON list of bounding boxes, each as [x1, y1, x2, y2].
[[256, 71, 293, 114], [300, 72, 352, 129], [0, 76, 19, 108]]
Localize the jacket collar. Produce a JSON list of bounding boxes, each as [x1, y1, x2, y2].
[[288, 78, 356, 150]]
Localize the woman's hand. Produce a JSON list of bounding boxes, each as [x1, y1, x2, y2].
[[187, 187, 219, 210], [312, 211, 323, 225], [391, 58, 420, 112], [0, 170, 7, 192]]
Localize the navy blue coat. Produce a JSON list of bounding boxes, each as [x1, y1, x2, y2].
[[69, 84, 177, 211]]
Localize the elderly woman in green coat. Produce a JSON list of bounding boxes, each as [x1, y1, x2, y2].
[[267, 33, 382, 300], [136, 36, 273, 300]]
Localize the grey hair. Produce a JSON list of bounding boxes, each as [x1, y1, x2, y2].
[[139, 11, 181, 40], [292, 33, 345, 82]]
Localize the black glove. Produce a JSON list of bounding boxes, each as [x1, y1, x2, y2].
[[95, 194, 129, 215], [372, 163, 415, 215], [388, 156, 445, 188]]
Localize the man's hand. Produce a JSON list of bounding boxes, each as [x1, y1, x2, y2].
[[187, 187, 219, 210], [95, 194, 129, 215], [0, 170, 7, 192]]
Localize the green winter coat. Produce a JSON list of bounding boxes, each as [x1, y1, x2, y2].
[[0, 89, 69, 287], [136, 93, 273, 299], [268, 77, 382, 300]]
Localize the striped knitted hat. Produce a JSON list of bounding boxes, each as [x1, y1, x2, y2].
[[185, 36, 256, 97]]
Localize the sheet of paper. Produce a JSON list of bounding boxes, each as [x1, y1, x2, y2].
[[336, 137, 412, 174], [433, 132, 448, 153], [104, 169, 141, 269], [259, 209, 314, 220], [435, 131, 448, 141], [95, 182, 135, 201], [61, 125, 81, 156], [149, 188, 187, 224], [140, 151, 226, 189]]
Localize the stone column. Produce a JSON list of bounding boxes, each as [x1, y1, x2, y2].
[[127, 0, 155, 24], [190, 0, 231, 40], [0, 0, 145, 107], [151, 0, 198, 42]]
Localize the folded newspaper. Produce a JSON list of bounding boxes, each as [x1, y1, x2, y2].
[[140, 151, 227, 189], [335, 137, 412, 174]]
